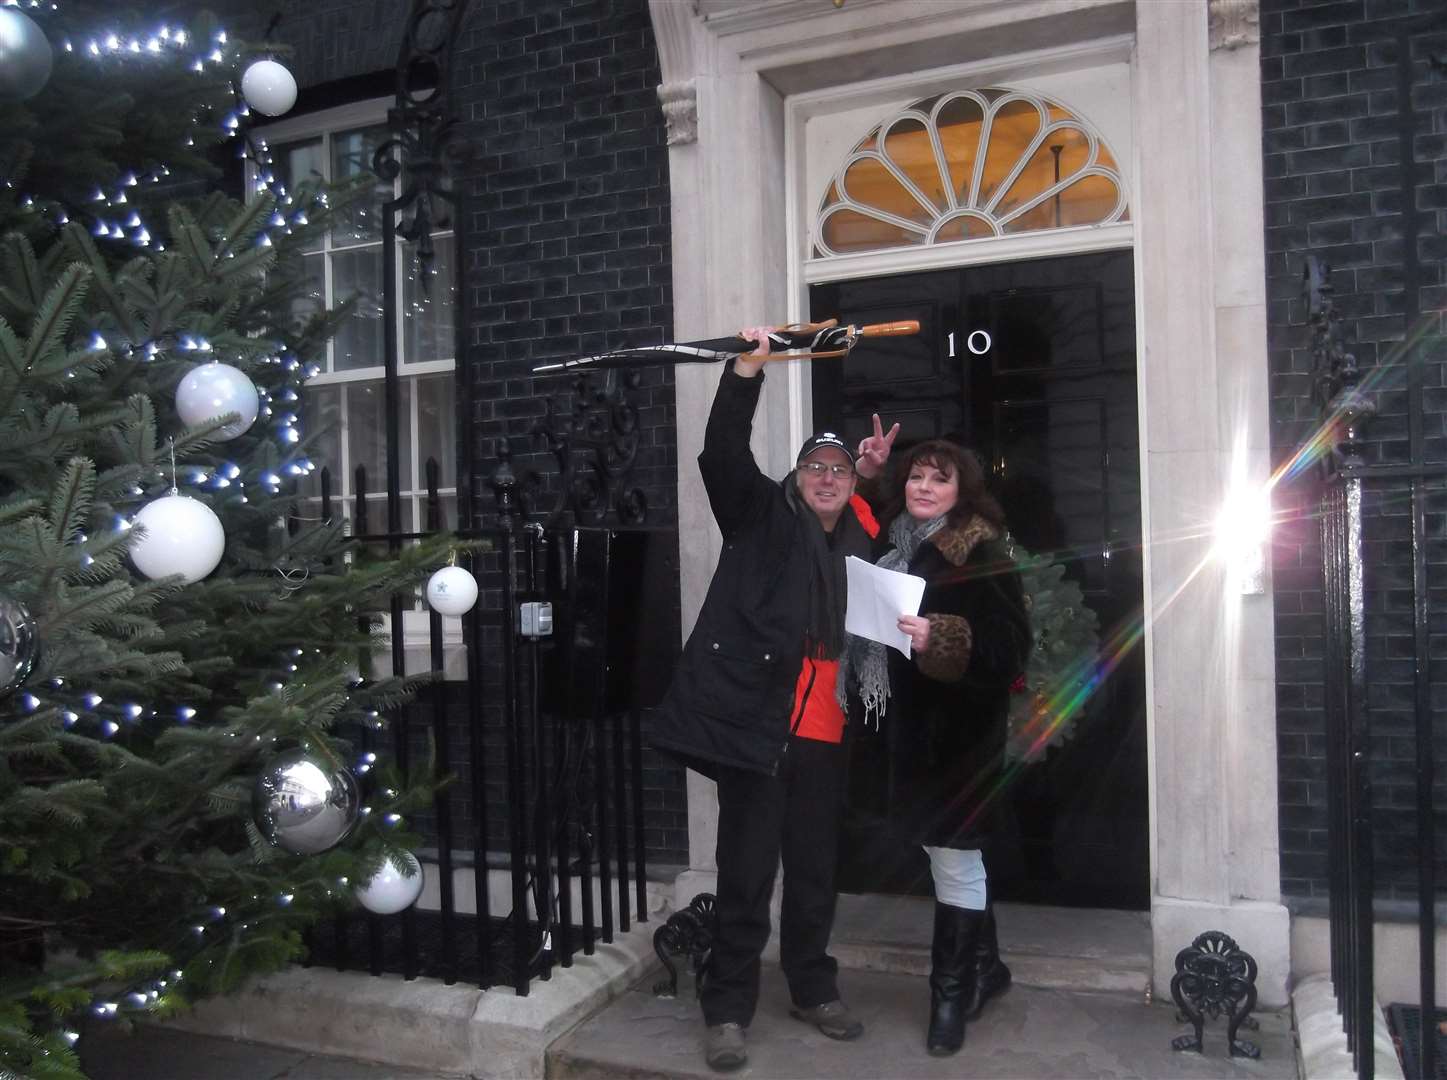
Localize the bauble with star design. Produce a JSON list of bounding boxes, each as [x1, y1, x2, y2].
[[425, 565, 477, 616]]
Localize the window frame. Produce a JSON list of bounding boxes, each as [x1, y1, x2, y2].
[[813, 88, 1129, 259], [790, 45, 1136, 287]]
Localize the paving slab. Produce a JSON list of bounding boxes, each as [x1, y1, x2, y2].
[[548, 964, 1298, 1080]]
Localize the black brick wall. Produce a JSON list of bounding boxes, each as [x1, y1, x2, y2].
[[1262, 0, 1447, 901], [255, 0, 688, 871]]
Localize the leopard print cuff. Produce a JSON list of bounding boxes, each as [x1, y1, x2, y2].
[[916, 613, 973, 683]]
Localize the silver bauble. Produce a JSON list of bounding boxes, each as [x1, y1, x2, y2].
[[0, 593, 38, 697], [252, 749, 360, 855], [0, 8, 53, 103]]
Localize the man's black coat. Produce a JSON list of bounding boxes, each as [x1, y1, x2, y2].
[[651, 365, 864, 778]]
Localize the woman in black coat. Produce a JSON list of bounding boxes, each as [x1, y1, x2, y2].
[[842, 439, 1031, 1057]]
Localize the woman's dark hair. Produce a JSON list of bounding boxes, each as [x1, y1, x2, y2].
[[879, 438, 1006, 533]]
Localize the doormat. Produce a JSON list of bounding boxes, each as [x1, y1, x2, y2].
[[1386, 1002, 1447, 1080]]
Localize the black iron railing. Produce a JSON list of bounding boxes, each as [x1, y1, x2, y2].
[[289, 0, 654, 997], [1304, 12, 1447, 1079], [1310, 255, 1439, 1080]]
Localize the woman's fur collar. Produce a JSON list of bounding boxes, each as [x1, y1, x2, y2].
[[927, 513, 1001, 567]]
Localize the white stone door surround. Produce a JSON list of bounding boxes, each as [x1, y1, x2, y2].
[[649, 0, 1288, 1006]]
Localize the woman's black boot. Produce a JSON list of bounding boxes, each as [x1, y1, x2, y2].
[[963, 904, 1012, 1021], [926, 903, 983, 1056]]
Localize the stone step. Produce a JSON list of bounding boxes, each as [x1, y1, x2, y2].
[[546, 963, 1296, 1080], [829, 940, 1151, 997], [823, 895, 1153, 998]]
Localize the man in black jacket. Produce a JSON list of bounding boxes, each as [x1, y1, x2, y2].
[[651, 329, 897, 1072]]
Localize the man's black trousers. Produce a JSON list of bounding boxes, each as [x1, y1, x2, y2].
[[701, 734, 847, 1027]]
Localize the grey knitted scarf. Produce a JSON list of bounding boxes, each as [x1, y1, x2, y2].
[[837, 511, 947, 725]]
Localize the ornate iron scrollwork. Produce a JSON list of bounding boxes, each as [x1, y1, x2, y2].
[[1306, 255, 1375, 475], [532, 369, 650, 526], [652, 893, 716, 998], [1170, 930, 1261, 1059], [371, 0, 471, 279]]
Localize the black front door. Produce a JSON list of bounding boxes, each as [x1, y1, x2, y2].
[[811, 249, 1148, 909]]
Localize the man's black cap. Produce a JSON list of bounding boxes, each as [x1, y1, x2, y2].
[[796, 431, 855, 464]]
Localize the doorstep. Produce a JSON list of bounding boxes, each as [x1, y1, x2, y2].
[[548, 961, 1299, 1080], [824, 894, 1154, 997]]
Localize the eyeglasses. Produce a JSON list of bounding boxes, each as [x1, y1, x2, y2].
[[799, 461, 854, 479]]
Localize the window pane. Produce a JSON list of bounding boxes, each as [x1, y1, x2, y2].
[[331, 124, 393, 246], [332, 246, 385, 371], [842, 156, 933, 226], [415, 373, 457, 492], [937, 96, 985, 205], [994, 127, 1092, 221], [404, 240, 455, 364], [979, 99, 1042, 206], [1001, 174, 1122, 235], [821, 207, 923, 253], [934, 215, 994, 243], [301, 383, 342, 501], [274, 137, 326, 253], [406, 495, 455, 533], [362, 494, 413, 535], [292, 253, 326, 334], [344, 379, 411, 503], [880, 117, 945, 214]]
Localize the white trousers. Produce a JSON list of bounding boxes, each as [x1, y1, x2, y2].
[[923, 845, 987, 911]]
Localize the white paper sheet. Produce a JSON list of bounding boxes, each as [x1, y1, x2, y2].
[[845, 555, 926, 657]]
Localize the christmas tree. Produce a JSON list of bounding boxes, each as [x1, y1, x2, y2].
[[0, 7, 456, 1076]]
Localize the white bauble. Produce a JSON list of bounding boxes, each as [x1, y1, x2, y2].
[[425, 565, 477, 616], [130, 495, 225, 583], [176, 363, 259, 441], [356, 851, 424, 915], [240, 59, 297, 117], [0, 8, 53, 103]]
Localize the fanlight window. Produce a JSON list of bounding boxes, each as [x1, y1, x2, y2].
[[814, 88, 1128, 257]]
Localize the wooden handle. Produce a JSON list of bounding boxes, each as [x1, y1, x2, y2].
[[858, 320, 920, 338]]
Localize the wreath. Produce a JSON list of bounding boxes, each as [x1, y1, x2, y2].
[[1004, 541, 1101, 764]]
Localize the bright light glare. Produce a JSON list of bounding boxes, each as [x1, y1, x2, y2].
[[1214, 485, 1271, 593]]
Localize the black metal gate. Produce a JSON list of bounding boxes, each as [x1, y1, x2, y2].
[[304, 465, 656, 993]]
